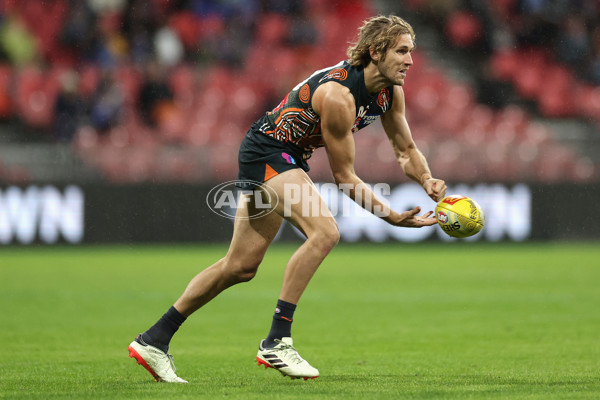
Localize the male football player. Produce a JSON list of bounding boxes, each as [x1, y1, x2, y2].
[[128, 14, 446, 383]]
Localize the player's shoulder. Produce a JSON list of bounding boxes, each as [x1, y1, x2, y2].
[[311, 60, 363, 86], [312, 81, 354, 116]]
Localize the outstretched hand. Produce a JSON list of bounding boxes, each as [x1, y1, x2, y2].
[[394, 206, 437, 228]]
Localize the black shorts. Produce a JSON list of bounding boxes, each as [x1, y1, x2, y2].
[[237, 123, 309, 190]]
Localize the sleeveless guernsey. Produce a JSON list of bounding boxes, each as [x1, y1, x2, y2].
[[236, 60, 395, 189], [254, 60, 394, 160]]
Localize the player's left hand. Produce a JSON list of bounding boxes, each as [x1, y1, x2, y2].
[[423, 178, 447, 202], [394, 207, 437, 227]]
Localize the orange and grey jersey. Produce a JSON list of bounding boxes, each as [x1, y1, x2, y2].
[[254, 60, 394, 160]]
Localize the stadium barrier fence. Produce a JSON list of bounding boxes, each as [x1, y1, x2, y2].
[[0, 182, 597, 244]]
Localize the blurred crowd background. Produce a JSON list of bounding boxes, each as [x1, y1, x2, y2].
[[0, 0, 598, 184]]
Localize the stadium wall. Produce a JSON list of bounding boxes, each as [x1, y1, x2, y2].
[[0, 183, 597, 245]]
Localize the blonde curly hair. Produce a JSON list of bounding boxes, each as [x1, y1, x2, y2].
[[347, 15, 415, 67]]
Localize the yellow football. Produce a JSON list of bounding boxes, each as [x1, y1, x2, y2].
[[435, 195, 485, 238]]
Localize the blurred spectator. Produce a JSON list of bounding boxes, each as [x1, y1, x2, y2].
[[0, 12, 38, 66], [154, 26, 184, 67], [127, 23, 154, 66], [406, 0, 600, 105], [588, 26, 600, 85], [92, 13, 129, 67], [89, 70, 124, 132], [138, 60, 174, 127], [287, 14, 318, 46], [122, 0, 161, 42], [86, 0, 127, 14], [514, 11, 558, 48], [0, 0, 594, 184], [191, 0, 260, 18], [557, 14, 590, 70], [60, 1, 97, 62], [445, 9, 484, 50], [476, 65, 511, 110], [262, 0, 303, 15], [53, 70, 87, 142]]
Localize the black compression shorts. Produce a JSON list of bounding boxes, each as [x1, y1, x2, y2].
[[236, 123, 309, 190]]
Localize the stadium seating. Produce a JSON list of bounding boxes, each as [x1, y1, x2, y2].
[[0, 0, 596, 184]]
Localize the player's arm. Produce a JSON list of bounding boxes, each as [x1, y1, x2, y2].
[[381, 85, 447, 202], [312, 82, 435, 228]]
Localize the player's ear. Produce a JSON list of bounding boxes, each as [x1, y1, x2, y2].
[[369, 46, 380, 62]]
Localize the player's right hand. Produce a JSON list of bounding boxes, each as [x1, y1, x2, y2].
[[423, 178, 447, 202]]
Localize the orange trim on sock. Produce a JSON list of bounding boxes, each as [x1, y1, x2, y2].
[[280, 316, 293, 322], [264, 164, 279, 181]]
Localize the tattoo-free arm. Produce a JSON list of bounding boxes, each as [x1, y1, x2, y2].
[[313, 82, 436, 227], [381, 86, 447, 201]]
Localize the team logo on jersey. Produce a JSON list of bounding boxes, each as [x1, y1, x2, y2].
[[299, 84, 310, 103], [377, 88, 390, 112], [281, 152, 296, 164], [320, 68, 348, 82], [351, 105, 368, 133]]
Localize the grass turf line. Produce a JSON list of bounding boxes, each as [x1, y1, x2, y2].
[[1, 243, 599, 399]]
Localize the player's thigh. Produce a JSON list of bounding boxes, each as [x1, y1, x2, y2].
[[265, 169, 338, 240], [226, 191, 283, 264]]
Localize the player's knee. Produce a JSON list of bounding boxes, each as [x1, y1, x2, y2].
[[327, 225, 340, 250], [312, 223, 340, 254], [224, 257, 262, 283]]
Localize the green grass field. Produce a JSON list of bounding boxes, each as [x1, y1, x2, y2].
[[1, 243, 599, 399]]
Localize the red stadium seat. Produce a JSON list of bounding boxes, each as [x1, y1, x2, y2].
[[170, 65, 196, 100], [445, 11, 483, 48], [114, 66, 142, 106], [537, 86, 575, 117], [17, 0, 68, 63], [513, 63, 543, 99], [536, 67, 575, 117], [78, 65, 101, 97], [14, 66, 60, 129], [168, 11, 200, 50], [490, 50, 519, 81], [0, 65, 13, 118], [125, 145, 156, 182], [197, 15, 225, 41], [210, 144, 239, 180], [491, 0, 517, 19], [255, 14, 290, 46], [534, 142, 576, 182], [155, 101, 187, 143], [575, 85, 600, 122], [3, 0, 592, 185]]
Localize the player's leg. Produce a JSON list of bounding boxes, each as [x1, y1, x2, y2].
[[256, 168, 339, 379], [173, 191, 283, 315], [269, 169, 340, 304], [129, 190, 283, 383]]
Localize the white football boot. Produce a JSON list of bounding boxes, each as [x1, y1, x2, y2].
[[256, 337, 319, 380], [128, 335, 188, 383]]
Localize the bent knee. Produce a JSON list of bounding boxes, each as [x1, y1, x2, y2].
[[223, 257, 262, 283], [311, 223, 340, 254]]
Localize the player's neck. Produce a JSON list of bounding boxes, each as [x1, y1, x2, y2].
[[363, 62, 392, 94]]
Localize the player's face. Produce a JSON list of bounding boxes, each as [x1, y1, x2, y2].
[[377, 34, 414, 86]]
